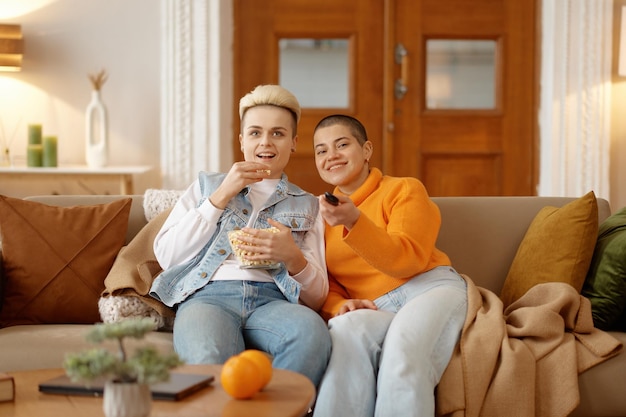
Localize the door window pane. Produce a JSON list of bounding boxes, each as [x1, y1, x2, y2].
[[279, 38, 349, 108], [426, 40, 497, 109]]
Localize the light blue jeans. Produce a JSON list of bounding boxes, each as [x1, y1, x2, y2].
[[313, 266, 468, 417], [172, 280, 331, 386]]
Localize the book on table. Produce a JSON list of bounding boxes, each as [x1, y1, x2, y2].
[[38, 372, 214, 401]]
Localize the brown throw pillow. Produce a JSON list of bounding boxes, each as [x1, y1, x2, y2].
[[0, 195, 132, 327], [500, 191, 599, 308]]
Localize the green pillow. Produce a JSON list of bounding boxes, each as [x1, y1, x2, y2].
[[582, 206, 626, 330]]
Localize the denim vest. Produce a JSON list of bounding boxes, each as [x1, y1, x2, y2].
[[149, 171, 319, 307]]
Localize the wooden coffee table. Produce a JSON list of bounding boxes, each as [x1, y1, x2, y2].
[[0, 364, 315, 417]]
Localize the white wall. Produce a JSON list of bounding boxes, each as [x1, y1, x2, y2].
[[0, 0, 161, 195]]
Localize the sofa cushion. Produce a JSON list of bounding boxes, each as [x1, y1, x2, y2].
[[0, 324, 175, 372], [581, 206, 626, 331], [0, 195, 132, 327], [500, 191, 598, 308]]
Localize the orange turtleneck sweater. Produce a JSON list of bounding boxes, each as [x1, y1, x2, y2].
[[321, 168, 451, 319]]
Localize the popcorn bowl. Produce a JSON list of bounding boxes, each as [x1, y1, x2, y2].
[[227, 228, 280, 269]]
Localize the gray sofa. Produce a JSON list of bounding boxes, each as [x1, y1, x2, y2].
[[0, 194, 624, 416]]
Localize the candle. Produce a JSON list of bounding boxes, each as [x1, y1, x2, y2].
[[27, 144, 43, 167], [28, 124, 42, 145], [42, 135, 58, 167]]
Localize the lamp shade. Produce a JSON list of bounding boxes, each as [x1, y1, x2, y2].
[[0, 24, 23, 72]]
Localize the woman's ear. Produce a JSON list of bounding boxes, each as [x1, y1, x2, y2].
[[239, 134, 244, 152], [291, 135, 298, 152], [363, 140, 374, 161]]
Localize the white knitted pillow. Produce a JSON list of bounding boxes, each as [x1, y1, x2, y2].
[[98, 295, 174, 330], [143, 189, 184, 222]]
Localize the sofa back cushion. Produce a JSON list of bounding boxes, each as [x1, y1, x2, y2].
[[432, 195, 611, 295]]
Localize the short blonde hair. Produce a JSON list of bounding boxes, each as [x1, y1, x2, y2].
[[239, 85, 301, 132]]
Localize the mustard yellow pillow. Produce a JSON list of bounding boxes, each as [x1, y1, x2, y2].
[[0, 195, 131, 327], [500, 191, 599, 308]]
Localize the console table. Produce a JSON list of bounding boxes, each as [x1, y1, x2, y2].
[[0, 165, 152, 196]]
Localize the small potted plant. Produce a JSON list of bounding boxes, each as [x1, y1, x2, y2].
[[64, 317, 183, 417]]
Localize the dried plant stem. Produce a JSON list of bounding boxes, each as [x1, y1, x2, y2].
[[88, 69, 108, 91]]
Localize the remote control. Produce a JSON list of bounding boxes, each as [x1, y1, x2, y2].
[[324, 192, 339, 206]]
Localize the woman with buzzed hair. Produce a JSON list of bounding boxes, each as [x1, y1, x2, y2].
[[149, 85, 331, 387], [312, 114, 467, 416]]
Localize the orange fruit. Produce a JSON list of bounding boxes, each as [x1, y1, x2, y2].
[[221, 355, 264, 399], [239, 349, 273, 389]]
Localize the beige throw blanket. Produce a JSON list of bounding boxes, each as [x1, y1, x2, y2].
[[436, 275, 623, 417], [101, 208, 173, 318]]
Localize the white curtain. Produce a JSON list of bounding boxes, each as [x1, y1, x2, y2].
[[538, 0, 613, 199], [160, 0, 233, 190]]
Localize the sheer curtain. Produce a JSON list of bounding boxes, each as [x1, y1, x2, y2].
[[538, 0, 613, 199]]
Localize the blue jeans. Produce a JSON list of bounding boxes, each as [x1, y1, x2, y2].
[[313, 266, 468, 417], [173, 280, 331, 386]]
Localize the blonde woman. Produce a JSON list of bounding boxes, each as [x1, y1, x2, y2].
[[149, 85, 331, 386]]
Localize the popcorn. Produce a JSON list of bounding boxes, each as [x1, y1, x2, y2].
[[228, 227, 280, 268], [256, 169, 271, 175]]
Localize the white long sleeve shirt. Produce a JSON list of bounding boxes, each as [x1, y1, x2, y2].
[[153, 179, 328, 310]]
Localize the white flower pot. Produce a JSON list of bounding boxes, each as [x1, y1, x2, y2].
[[103, 381, 151, 417]]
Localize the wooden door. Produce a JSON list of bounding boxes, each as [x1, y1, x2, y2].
[[233, 0, 384, 196], [234, 0, 538, 197], [390, 0, 537, 196]]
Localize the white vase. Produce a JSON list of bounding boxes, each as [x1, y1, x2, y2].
[[85, 90, 108, 168], [103, 381, 151, 417]]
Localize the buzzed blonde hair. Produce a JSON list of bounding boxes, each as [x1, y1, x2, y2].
[[239, 85, 301, 134]]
